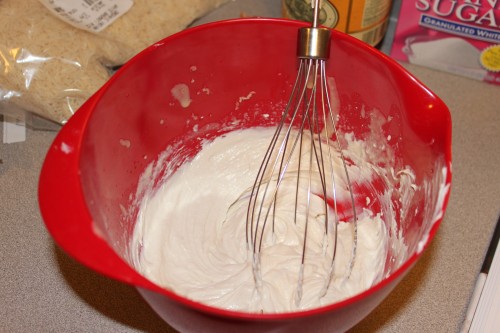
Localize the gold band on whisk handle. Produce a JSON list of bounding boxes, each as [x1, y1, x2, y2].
[[297, 27, 331, 59], [297, 0, 331, 59]]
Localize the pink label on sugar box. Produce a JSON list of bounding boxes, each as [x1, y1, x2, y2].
[[391, 0, 500, 85]]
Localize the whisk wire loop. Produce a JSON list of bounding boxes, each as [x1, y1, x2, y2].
[[249, 60, 318, 256], [245, 60, 307, 250]]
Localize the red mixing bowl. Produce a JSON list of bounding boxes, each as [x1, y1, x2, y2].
[[39, 18, 452, 333]]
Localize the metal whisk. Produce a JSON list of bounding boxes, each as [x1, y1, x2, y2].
[[246, 0, 358, 306]]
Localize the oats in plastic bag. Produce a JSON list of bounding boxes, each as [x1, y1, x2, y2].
[[0, 0, 229, 124]]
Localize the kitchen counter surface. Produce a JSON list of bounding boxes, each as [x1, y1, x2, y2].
[[1, 1, 499, 332]]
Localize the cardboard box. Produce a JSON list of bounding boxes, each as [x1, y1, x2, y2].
[[390, 0, 500, 85]]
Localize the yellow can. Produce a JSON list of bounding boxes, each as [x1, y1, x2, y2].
[[282, 0, 393, 46]]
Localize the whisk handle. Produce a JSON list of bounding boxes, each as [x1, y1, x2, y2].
[[297, 27, 331, 59]]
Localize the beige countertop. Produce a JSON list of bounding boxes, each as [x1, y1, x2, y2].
[[1, 1, 499, 332]]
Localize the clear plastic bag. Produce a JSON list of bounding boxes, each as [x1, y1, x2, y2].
[[0, 0, 229, 125]]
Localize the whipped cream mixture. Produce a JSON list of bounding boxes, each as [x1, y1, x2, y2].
[[130, 125, 414, 313]]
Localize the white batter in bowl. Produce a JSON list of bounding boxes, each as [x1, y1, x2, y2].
[[131, 124, 413, 313]]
